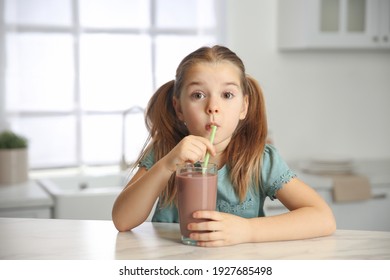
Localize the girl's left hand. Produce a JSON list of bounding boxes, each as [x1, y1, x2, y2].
[[187, 211, 251, 247]]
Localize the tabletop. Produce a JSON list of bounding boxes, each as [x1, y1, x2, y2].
[[0, 217, 389, 260]]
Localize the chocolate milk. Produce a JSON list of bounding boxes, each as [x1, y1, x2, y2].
[[177, 172, 217, 238]]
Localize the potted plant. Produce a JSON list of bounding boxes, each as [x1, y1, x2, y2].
[[0, 130, 29, 184]]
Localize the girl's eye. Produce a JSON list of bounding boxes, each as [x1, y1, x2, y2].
[[223, 91, 235, 99], [191, 91, 206, 99]]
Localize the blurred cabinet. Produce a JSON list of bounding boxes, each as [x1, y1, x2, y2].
[[278, 0, 390, 49], [0, 207, 51, 219], [265, 158, 390, 231], [265, 185, 390, 231], [319, 185, 390, 231], [0, 181, 53, 219]]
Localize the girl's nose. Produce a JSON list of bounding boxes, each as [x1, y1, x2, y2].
[[207, 99, 219, 114], [208, 107, 219, 114]]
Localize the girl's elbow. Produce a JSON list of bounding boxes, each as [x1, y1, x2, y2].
[[323, 209, 337, 236], [112, 211, 132, 232], [112, 218, 130, 232], [324, 219, 337, 237], [112, 213, 144, 232], [114, 223, 130, 232], [329, 215, 337, 234]]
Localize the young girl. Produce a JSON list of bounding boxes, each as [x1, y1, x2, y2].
[[112, 45, 336, 247]]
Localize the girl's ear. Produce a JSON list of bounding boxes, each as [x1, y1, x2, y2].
[[173, 96, 185, 121], [239, 95, 249, 120]]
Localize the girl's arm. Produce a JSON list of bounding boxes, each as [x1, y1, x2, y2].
[[112, 135, 216, 232], [189, 178, 336, 247], [112, 159, 173, 232], [248, 177, 337, 242]]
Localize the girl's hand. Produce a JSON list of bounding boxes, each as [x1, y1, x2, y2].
[[187, 211, 252, 247], [163, 135, 216, 172]]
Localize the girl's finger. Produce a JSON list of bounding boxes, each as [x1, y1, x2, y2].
[[187, 135, 216, 156], [189, 230, 222, 242], [193, 210, 222, 221], [187, 220, 221, 232]]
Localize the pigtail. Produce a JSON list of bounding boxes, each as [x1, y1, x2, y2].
[[141, 80, 184, 157], [139, 80, 188, 205], [226, 75, 268, 201]]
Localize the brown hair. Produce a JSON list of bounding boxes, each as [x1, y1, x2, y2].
[[134, 45, 268, 205]]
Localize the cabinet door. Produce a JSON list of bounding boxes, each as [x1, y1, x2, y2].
[[379, 0, 390, 47], [307, 0, 379, 48], [278, 0, 389, 49]]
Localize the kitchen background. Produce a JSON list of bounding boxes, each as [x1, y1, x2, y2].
[[0, 0, 389, 231], [228, 0, 390, 161]]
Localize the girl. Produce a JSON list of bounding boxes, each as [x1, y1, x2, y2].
[[112, 45, 336, 247]]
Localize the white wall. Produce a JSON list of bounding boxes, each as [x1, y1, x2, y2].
[[225, 0, 390, 161]]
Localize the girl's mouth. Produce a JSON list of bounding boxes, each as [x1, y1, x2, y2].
[[206, 123, 218, 131]]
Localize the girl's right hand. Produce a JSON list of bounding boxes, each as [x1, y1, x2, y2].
[[163, 135, 216, 172]]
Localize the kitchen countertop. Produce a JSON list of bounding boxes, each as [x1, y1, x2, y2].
[[290, 158, 390, 190], [0, 159, 388, 212], [0, 218, 389, 260], [0, 180, 53, 210]]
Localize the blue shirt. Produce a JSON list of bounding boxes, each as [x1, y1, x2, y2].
[[139, 144, 296, 223]]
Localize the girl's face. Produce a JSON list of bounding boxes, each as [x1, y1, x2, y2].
[[173, 61, 248, 148]]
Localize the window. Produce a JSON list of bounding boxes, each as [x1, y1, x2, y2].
[[0, 0, 224, 169]]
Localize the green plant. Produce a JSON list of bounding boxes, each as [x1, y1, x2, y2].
[[0, 130, 28, 149]]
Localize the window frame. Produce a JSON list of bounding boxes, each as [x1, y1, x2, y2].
[[0, 0, 225, 169]]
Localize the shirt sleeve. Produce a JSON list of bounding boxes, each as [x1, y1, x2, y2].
[[261, 144, 296, 200], [139, 149, 155, 170]]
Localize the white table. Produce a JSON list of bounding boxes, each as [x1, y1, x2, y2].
[[0, 218, 389, 260]]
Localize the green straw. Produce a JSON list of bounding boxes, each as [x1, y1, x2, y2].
[[203, 125, 217, 173]]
